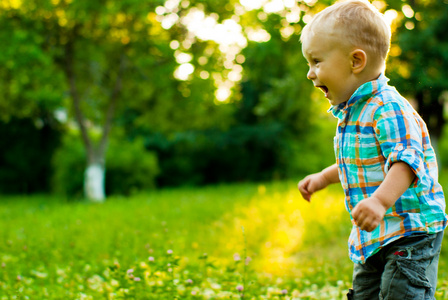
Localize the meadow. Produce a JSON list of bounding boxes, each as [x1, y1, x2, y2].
[[1, 181, 448, 299]]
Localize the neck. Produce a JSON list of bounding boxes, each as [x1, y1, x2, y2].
[[357, 66, 383, 87]]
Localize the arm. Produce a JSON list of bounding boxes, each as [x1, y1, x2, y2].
[[298, 164, 340, 202], [351, 162, 416, 232]]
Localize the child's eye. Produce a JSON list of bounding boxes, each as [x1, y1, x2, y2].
[[313, 59, 321, 64]]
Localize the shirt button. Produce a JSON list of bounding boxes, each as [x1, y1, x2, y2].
[[340, 123, 346, 128], [397, 144, 404, 151]]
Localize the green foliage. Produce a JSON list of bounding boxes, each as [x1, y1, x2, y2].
[[0, 116, 62, 194], [51, 132, 87, 198], [0, 12, 65, 120], [0, 0, 339, 195], [438, 124, 448, 169], [52, 132, 159, 197], [106, 137, 159, 196], [283, 119, 336, 177], [388, 1, 448, 138], [146, 123, 286, 187], [6, 0, 447, 195]]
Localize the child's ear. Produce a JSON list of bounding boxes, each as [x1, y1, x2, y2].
[[350, 49, 367, 74]]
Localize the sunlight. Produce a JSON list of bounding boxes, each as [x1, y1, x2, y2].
[[0, 0, 22, 10], [213, 185, 348, 276], [264, 0, 285, 13], [302, 14, 313, 24], [245, 28, 271, 42], [161, 13, 179, 29], [280, 26, 295, 39], [174, 63, 195, 81], [155, 6, 166, 15], [215, 86, 232, 102], [405, 21, 415, 30], [165, 0, 181, 11], [372, 0, 387, 11], [171, 6, 249, 100], [228, 64, 243, 82], [286, 7, 301, 23], [303, 0, 318, 5], [283, 0, 295, 8], [239, 0, 265, 11], [181, 9, 247, 49], [199, 70, 210, 79], [157, 0, 299, 100], [402, 4, 414, 18], [240, 0, 296, 14], [174, 51, 193, 64], [384, 9, 398, 27], [169, 40, 180, 50]]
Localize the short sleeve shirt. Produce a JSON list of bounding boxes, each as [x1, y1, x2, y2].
[[330, 74, 447, 264]]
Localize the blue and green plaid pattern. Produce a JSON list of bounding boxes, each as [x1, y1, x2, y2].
[[330, 74, 447, 264]]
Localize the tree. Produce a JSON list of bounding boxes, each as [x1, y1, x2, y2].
[[0, 0, 341, 198], [0, 0, 172, 201], [1, 0, 254, 199], [387, 0, 448, 146], [0, 0, 173, 201]]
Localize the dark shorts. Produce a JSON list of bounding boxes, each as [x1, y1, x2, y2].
[[348, 231, 444, 300]]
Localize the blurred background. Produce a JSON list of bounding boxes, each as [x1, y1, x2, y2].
[[1, 0, 448, 201]]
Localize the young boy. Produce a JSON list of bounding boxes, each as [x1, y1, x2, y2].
[[297, 0, 447, 299]]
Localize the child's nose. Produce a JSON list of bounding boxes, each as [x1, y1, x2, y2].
[[307, 68, 316, 80]]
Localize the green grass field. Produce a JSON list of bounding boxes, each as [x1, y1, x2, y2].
[[0, 181, 447, 299]]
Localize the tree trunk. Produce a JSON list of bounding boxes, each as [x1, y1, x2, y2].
[[62, 26, 126, 201], [84, 161, 106, 202]]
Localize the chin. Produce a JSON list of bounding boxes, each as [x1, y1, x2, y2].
[[329, 98, 344, 106]]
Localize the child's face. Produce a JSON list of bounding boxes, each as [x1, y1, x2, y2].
[[302, 31, 357, 106]]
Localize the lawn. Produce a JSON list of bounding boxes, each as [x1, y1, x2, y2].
[[0, 181, 447, 299]]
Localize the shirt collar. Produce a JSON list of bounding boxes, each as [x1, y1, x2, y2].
[[328, 73, 390, 120]]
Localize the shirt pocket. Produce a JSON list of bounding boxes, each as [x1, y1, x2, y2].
[[355, 133, 380, 162], [354, 133, 385, 184]]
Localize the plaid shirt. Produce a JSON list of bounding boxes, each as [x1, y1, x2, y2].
[[330, 74, 447, 264]]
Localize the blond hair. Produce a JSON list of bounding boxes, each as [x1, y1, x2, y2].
[[301, 0, 391, 67]]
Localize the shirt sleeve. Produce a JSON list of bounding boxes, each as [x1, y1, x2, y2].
[[373, 101, 428, 188]]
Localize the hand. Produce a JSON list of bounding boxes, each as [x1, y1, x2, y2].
[[351, 196, 387, 232], [298, 172, 330, 202]]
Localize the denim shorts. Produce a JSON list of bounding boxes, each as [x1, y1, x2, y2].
[[347, 231, 444, 300]]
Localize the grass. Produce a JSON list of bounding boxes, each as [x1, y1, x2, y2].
[[0, 181, 447, 299]]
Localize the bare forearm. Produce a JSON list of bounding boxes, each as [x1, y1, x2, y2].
[[321, 164, 340, 185], [352, 161, 416, 232], [298, 163, 339, 201], [373, 162, 416, 210]]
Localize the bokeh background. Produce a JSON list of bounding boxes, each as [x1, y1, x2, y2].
[[1, 0, 448, 299], [2, 0, 448, 200]]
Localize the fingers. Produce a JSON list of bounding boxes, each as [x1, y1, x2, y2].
[[352, 202, 380, 232], [353, 216, 377, 232], [298, 178, 312, 202]]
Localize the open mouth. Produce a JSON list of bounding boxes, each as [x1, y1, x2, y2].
[[316, 85, 329, 97]]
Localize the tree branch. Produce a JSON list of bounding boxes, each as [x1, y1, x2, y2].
[[63, 25, 94, 163], [98, 53, 127, 158]]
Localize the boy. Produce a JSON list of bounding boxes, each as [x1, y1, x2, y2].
[[297, 0, 447, 299]]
